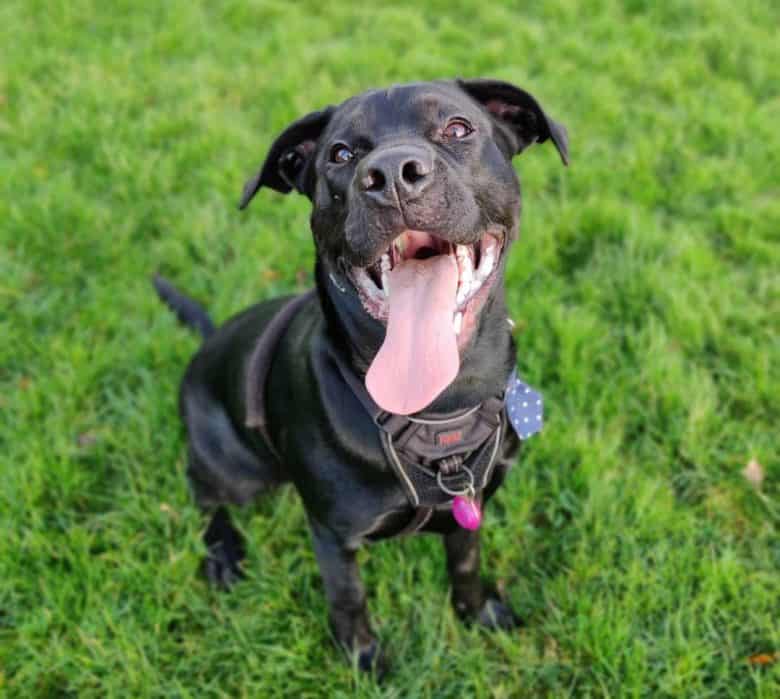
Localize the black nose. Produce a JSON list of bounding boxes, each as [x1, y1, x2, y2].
[[359, 144, 433, 206]]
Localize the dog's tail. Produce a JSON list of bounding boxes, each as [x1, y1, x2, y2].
[[153, 274, 215, 339]]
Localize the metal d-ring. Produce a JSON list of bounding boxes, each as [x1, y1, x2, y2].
[[437, 465, 475, 498]]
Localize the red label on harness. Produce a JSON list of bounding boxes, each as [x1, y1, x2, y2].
[[437, 430, 464, 447]]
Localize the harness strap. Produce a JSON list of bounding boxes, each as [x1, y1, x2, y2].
[[244, 289, 317, 458], [397, 506, 434, 536]]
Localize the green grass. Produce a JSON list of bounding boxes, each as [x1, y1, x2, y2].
[[1, 0, 778, 696]]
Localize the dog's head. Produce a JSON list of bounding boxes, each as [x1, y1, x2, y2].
[[240, 79, 568, 414]]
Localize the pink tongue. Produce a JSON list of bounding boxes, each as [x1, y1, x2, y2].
[[366, 255, 459, 415]]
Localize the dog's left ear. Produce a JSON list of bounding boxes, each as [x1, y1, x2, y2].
[[238, 106, 335, 209], [457, 79, 569, 166]]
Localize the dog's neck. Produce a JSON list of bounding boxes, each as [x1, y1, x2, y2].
[[315, 260, 517, 414]]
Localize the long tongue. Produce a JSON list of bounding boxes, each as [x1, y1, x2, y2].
[[366, 254, 459, 415]]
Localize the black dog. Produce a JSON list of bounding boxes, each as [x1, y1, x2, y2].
[[155, 79, 568, 673]]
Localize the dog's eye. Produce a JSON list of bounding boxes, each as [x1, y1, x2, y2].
[[442, 119, 473, 140], [330, 144, 355, 164]]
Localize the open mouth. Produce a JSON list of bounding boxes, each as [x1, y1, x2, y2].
[[348, 228, 504, 335], [346, 227, 504, 415]]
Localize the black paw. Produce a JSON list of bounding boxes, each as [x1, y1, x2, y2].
[[355, 640, 389, 680], [201, 541, 245, 590], [201, 508, 246, 590], [476, 596, 521, 631]]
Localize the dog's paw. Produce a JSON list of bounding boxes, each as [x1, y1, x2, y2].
[[355, 640, 389, 680], [201, 541, 245, 590], [476, 596, 521, 631]]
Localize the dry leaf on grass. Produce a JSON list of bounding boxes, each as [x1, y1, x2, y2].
[[747, 651, 779, 666]]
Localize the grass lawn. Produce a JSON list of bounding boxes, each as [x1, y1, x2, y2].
[[1, 0, 778, 696]]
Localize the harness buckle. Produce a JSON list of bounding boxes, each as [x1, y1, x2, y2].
[[437, 454, 463, 476]]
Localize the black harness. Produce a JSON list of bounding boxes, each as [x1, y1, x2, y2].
[[327, 346, 506, 509], [245, 291, 531, 531]]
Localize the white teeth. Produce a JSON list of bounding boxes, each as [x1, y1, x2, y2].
[[461, 265, 473, 284], [456, 244, 474, 305], [354, 268, 384, 302], [453, 311, 463, 335], [380, 254, 391, 296], [456, 281, 471, 306], [476, 238, 498, 281], [394, 236, 406, 259]]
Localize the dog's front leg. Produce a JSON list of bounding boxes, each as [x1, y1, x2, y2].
[[444, 526, 520, 630], [309, 521, 385, 674]]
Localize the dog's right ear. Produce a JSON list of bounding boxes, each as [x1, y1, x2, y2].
[[238, 106, 334, 209]]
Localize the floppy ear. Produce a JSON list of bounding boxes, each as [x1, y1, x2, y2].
[[238, 106, 334, 209], [457, 79, 569, 166]]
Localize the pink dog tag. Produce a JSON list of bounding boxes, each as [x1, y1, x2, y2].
[[452, 495, 482, 530]]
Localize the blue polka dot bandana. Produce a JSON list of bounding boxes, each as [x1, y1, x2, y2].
[[505, 369, 544, 440]]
